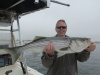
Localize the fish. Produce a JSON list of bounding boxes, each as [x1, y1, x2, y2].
[[0, 36, 91, 64]]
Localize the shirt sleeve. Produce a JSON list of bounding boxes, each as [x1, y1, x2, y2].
[[76, 50, 90, 62], [41, 51, 57, 68]]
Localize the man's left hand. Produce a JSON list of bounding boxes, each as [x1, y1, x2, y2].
[[85, 42, 96, 52]]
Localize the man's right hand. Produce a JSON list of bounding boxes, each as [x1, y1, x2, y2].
[[43, 43, 55, 56]]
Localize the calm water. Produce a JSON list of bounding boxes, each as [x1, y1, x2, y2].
[[25, 44, 100, 75]]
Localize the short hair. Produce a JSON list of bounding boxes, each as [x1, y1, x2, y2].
[[56, 19, 67, 26]]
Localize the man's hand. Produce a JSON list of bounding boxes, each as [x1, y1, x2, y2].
[[85, 40, 96, 52], [43, 43, 55, 56]]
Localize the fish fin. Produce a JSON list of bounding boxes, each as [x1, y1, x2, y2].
[[32, 36, 46, 42], [60, 47, 70, 51]]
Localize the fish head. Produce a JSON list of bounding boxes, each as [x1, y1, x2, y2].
[[70, 39, 90, 52]]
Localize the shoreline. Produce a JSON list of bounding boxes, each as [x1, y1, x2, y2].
[[93, 42, 100, 44]]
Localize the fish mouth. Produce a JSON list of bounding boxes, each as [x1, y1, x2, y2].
[[60, 47, 70, 51]]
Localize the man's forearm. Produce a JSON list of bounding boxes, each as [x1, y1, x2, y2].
[[76, 50, 90, 62], [41, 52, 55, 68]]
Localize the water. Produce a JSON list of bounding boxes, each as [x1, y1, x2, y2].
[[25, 44, 100, 75], [78, 44, 100, 75]]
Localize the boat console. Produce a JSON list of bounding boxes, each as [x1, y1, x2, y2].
[[0, 54, 12, 67], [0, 44, 12, 67]]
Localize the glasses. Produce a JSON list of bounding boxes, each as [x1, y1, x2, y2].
[[56, 26, 67, 29]]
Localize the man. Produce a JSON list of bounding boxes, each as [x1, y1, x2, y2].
[[41, 19, 96, 75]]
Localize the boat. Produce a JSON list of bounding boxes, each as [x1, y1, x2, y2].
[[0, 0, 70, 75]]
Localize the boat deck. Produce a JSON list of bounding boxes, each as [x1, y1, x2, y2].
[[0, 62, 43, 75]]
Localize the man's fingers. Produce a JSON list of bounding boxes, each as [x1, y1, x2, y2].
[[86, 44, 96, 52], [43, 43, 55, 56], [44, 43, 55, 56], [43, 45, 47, 52], [47, 43, 51, 50], [48, 43, 53, 54], [52, 45, 55, 51]]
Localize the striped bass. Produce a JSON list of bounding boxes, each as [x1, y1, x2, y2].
[[0, 36, 91, 64]]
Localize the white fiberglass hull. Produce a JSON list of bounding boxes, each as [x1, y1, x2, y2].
[[0, 62, 43, 75]]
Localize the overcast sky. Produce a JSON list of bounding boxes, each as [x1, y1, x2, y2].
[[13, 0, 100, 42]]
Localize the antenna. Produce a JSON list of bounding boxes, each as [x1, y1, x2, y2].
[[51, 0, 70, 7]]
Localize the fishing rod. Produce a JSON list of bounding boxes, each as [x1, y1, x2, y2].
[[11, 32, 26, 74]]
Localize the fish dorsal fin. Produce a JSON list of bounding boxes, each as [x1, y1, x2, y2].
[[32, 36, 46, 42]]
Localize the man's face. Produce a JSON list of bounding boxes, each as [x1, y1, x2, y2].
[[55, 21, 67, 37]]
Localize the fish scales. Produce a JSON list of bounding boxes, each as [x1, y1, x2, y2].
[[16, 37, 71, 53], [0, 36, 91, 64]]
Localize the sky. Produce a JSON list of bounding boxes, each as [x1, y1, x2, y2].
[[13, 0, 100, 42]]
